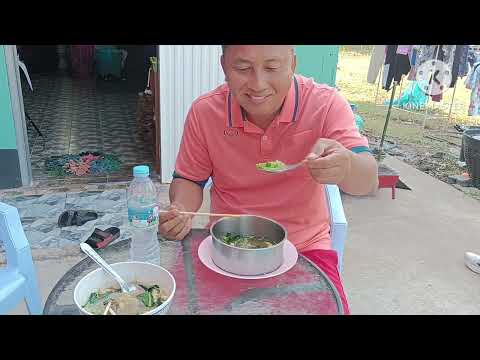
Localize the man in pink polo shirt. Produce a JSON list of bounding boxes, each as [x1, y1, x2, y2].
[[159, 45, 378, 314]]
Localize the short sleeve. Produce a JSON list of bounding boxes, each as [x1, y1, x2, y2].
[[174, 105, 213, 186], [321, 90, 370, 154]]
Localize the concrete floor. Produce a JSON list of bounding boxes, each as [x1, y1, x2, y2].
[[343, 156, 480, 314], [8, 156, 480, 314]]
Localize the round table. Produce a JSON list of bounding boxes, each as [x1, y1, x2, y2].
[[44, 229, 344, 315]]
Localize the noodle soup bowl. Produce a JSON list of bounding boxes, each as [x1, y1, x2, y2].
[[210, 215, 287, 276], [74, 261, 176, 315]]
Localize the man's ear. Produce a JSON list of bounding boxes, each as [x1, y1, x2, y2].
[[291, 54, 297, 75], [221, 55, 228, 82]]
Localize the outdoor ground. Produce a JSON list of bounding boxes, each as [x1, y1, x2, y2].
[[6, 156, 480, 314], [337, 46, 480, 201]]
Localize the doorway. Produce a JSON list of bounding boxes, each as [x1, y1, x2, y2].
[[16, 45, 158, 186]]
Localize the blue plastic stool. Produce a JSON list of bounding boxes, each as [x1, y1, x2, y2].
[[0, 202, 42, 314]]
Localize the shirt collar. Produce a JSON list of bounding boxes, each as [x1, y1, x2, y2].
[[226, 75, 299, 128]]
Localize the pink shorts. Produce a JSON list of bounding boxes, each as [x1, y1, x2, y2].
[[301, 249, 350, 315]]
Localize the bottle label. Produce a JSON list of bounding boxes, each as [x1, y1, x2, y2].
[[128, 206, 159, 228]]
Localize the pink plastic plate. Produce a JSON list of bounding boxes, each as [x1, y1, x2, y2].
[[197, 236, 298, 280]]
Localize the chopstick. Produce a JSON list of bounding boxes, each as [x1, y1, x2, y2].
[[158, 210, 243, 218], [103, 301, 112, 315]]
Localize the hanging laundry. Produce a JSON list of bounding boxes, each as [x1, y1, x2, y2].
[[467, 47, 479, 68], [387, 81, 428, 110], [396, 45, 413, 56], [458, 45, 470, 78], [432, 45, 455, 97], [413, 45, 438, 68], [451, 45, 469, 87], [465, 63, 480, 116], [367, 45, 387, 84], [407, 47, 419, 81], [408, 45, 439, 83], [382, 45, 411, 90], [409, 45, 457, 100], [440, 45, 456, 69]]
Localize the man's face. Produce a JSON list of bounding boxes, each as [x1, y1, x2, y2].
[[221, 45, 296, 120]]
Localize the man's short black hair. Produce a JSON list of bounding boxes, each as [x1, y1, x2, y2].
[[221, 45, 295, 54]]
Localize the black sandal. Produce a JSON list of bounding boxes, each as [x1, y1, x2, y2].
[[84, 227, 120, 249], [58, 210, 98, 228]]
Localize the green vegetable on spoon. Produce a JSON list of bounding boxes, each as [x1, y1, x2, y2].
[[256, 160, 286, 171]]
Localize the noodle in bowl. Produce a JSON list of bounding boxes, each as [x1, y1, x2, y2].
[[74, 261, 176, 315]]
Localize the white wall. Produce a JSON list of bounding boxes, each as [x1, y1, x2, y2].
[[158, 45, 225, 183]]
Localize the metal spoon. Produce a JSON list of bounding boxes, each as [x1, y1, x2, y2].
[[257, 160, 308, 174], [80, 242, 140, 294], [257, 153, 325, 174], [257, 162, 302, 173]]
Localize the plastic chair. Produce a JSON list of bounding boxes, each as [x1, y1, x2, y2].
[[204, 179, 347, 273], [0, 202, 42, 314], [324, 184, 348, 274]]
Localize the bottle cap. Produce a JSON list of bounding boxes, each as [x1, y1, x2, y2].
[[133, 165, 149, 177]]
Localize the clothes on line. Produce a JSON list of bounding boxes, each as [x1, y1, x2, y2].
[[412, 45, 438, 68], [370, 44, 471, 99], [441, 45, 456, 71], [411, 45, 457, 92], [368, 44, 478, 117], [468, 47, 480, 68], [428, 45, 449, 102], [466, 62, 480, 116], [367, 45, 387, 84], [450, 45, 468, 88], [385, 81, 428, 110], [407, 47, 419, 81], [457, 45, 470, 78], [382, 45, 411, 90], [396, 45, 413, 56], [409, 45, 440, 88]]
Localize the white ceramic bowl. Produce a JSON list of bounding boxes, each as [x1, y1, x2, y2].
[[74, 261, 176, 315]]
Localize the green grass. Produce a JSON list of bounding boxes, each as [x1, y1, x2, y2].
[[336, 48, 480, 145], [335, 48, 480, 199]]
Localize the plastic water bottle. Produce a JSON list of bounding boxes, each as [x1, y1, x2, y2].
[[127, 165, 161, 265]]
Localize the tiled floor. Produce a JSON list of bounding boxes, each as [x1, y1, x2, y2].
[[0, 184, 210, 251], [22, 73, 156, 186]]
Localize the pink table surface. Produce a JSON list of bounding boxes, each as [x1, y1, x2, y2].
[[44, 229, 343, 315]]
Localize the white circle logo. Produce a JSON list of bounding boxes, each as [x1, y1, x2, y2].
[[415, 59, 452, 96]]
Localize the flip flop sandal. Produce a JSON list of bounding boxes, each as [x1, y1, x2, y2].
[[58, 210, 98, 228], [84, 227, 120, 249]]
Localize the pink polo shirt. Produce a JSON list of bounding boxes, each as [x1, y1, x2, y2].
[[174, 75, 370, 251]]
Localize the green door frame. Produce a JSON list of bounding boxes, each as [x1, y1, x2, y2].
[[1, 45, 32, 187]]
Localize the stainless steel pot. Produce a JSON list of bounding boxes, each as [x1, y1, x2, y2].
[[209, 215, 287, 276]]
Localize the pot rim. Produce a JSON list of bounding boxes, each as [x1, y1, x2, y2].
[[209, 214, 287, 252]]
